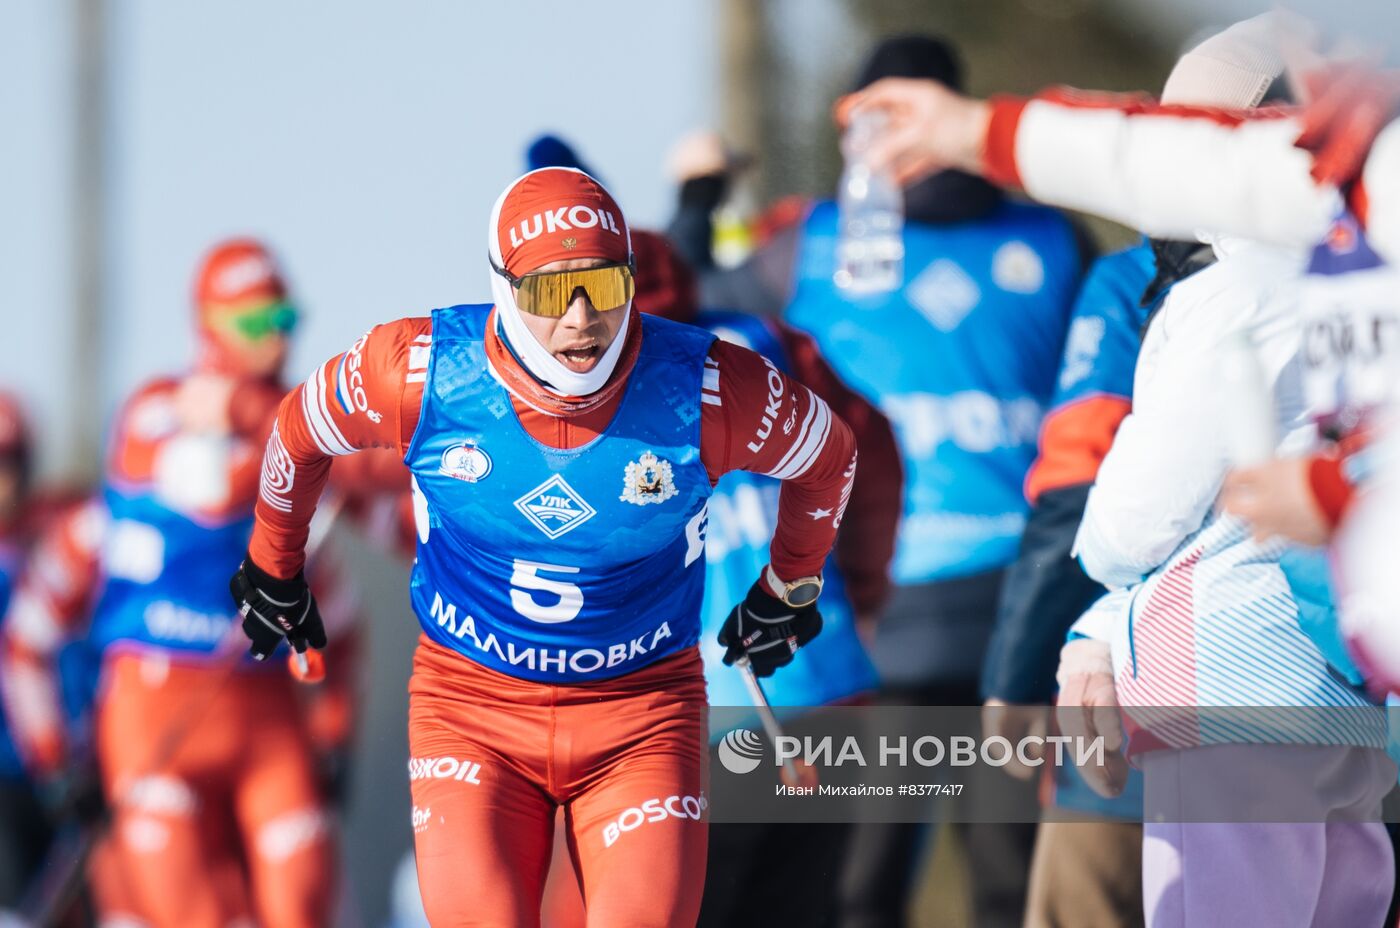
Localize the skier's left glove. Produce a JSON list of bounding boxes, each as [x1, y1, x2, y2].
[[230, 554, 326, 661], [718, 581, 823, 678]]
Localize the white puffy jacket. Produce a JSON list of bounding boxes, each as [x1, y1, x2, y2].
[[1071, 238, 1380, 749]]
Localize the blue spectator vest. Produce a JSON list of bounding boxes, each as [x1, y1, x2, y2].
[[1048, 242, 1155, 411], [785, 200, 1079, 584], [404, 305, 714, 683], [693, 310, 878, 708]]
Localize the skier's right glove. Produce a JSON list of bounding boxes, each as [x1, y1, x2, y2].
[[718, 581, 823, 678], [229, 554, 326, 661]]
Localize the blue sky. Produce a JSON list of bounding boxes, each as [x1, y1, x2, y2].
[[4, 1, 715, 476]]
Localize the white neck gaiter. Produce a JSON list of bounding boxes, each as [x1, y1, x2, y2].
[[486, 168, 634, 397], [487, 270, 632, 397]]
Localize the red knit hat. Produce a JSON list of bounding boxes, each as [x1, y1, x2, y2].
[[190, 238, 293, 376], [489, 168, 631, 277], [194, 238, 288, 314]]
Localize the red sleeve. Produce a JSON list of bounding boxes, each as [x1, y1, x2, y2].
[[776, 323, 899, 616], [248, 317, 429, 578], [7, 499, 104, 650], [1307, 424, 1376, 529], [700, 339, 857, 591], [1023, 395, 1132, 503], [1308, 454, 1353, 528], [0, 499, 105, 776]]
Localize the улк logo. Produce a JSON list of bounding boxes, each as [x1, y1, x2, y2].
[[620, 450, 677, 505], [717, 728, 765, 775], [515, 474, 597, 539], [439, 441, 492, 483]]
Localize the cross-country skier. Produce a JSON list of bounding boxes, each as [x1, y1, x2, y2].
[[1, 239, 386, 928], [229, 167, 855, 927], [0, 393, 88, 912]]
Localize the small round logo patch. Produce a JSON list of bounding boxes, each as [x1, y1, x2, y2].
[[439, 441, 492, 483], [992, 240, 1045, 294]]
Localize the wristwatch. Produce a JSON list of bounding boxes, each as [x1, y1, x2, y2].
[[765, 564, 823, 609]]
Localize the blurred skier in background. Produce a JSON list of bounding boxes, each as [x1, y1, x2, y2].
[[0, 240, 391, 928], [0, 393, 86, 913]]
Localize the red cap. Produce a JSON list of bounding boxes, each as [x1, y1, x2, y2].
[[489, 168, 630, 277], [630, 230, 698, 323], [194, 238, 287, 312]]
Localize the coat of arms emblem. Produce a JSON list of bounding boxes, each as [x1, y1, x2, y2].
[[620, 450, 677, 505]]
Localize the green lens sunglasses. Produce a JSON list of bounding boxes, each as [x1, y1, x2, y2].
[[228, 302, 299, 339]]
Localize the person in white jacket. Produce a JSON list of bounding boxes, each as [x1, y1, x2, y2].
[[1064, 228, 1396, 926], [1064, 229, 1395, 927], [835, 20, 1400, 924]]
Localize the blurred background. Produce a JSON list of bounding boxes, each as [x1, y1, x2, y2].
[[2, 1, 1395, 924]]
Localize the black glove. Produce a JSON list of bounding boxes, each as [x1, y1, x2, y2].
[[718, 581, 823, 678], [229, 554, 326, 661]]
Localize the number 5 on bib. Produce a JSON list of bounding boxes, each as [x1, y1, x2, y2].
[[509, 560, 584, 624]]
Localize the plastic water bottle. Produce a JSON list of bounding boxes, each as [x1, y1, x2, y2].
[[835, 110, 904, 294]]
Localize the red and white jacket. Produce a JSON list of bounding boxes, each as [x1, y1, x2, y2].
[[980, 89, 1400, 263], [977, 87, 1400, 524]]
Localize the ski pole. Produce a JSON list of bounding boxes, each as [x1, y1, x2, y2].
[[284, 494, 344, 684], [734, 656, 816, 788]]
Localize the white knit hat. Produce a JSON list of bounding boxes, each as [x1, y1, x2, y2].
[[1161, 12, 1293, 107]]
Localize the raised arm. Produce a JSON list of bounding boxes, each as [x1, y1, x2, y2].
[[839, 77, 1400, 262], [981, 92, 1333, 250]]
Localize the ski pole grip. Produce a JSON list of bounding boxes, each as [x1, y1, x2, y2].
[[288, 647, 326, 684]]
